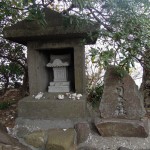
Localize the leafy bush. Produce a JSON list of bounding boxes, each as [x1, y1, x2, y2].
[[87, 83, 104, 109]]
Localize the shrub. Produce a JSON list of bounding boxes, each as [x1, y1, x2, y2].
[[87, 83, 104, 109]]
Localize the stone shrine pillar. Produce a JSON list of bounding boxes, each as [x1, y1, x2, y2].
[[95, 66, 149, 137], [46, 54, 71, 92]]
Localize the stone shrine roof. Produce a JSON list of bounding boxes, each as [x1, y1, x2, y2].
[[3, 8, 99, 45], [46, 54, 70, 67]]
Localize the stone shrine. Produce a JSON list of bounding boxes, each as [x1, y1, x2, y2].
[[95, 66, 149, 137], [4, 8, 99, 131], [46, 54, 71, 92]]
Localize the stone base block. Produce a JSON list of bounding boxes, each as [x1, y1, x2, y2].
[[95, 118, 149, 137], [50, 81, 70, 86], [18, 93, 87, 119], [48, 85, 70, 92]]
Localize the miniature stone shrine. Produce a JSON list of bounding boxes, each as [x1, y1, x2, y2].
[[46, 54, 71, 92], [4, 8, 99, 131], [95, 66, 149, 137]]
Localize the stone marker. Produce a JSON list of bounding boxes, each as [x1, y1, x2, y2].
[[74, 122, 90, 144], [95, 66, 149, 137]]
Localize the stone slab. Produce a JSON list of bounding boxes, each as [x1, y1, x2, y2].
[[50, 82, 70, 86], [95, 118, 149, 137], [18, 94, 87, 119], [48, 85, 70, 92]]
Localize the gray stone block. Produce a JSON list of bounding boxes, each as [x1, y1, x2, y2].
[[18, 94, 87, 119]]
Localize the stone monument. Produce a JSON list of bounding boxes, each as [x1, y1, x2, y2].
[[4, 8, 99, 130], [95, 66, 149, 137]]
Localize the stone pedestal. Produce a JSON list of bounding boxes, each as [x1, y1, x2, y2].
[[18, 94, 87, 119], [16, 93, 88, 135], [48, 81, 70, 92], [95, 66, 149, 137]]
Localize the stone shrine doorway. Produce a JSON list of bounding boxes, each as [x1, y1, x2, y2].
[[38, 47, 75, 92]]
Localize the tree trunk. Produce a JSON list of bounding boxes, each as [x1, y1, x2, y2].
[[140, 49, 150, 109], [20, 67, 29, 97]]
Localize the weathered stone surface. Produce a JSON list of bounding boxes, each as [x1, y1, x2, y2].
[[0, 144, 23, 150], [99, 66, 146, 120], [18, 94, 87, 119], [75, 122, 90, 144], [0, 123, 31, 150], [78, 146, 98, 150], [46, 128, 76, 150], [24, 130, 46, 148], [95, 118, 149, 137], [4, 8, 99, 45], [16, 127, 30, 138], [118, 147, 131, 150]]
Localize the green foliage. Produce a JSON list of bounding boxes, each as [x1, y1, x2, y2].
[[114, 66, 128, 78], [0, 101, 11, 110], [87, 83, 104, 108], [27, 6, 47, 26], [0, 100, 17, 110], [82, 0, 150, 73]]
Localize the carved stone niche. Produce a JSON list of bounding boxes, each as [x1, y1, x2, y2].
[[46, 54, 71, 92]]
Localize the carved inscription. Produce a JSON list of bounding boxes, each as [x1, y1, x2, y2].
[[114, 84, 127, 117]]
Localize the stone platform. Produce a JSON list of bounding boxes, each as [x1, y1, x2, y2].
[[18, 93, 87, 119], [95, 118, 149, 137], [16, 93, 89, 138]]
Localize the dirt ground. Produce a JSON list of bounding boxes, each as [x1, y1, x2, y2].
[[0, 89, 23, 128]]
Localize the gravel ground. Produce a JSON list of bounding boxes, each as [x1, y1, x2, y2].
[[78, 120, 150, 150]]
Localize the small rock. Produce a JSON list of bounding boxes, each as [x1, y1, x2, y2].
[[35, 92, 44, 100], [58, 94, 65, 100]]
